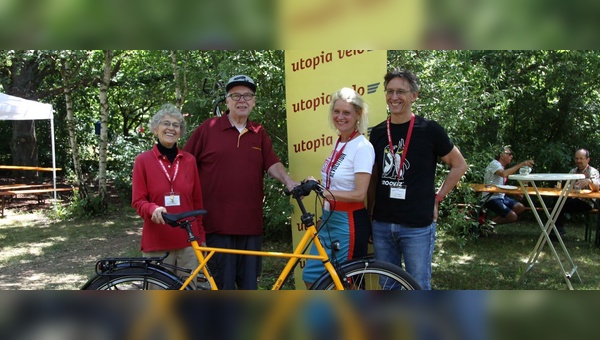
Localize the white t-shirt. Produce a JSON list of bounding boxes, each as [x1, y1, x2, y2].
[[321, 135, 375, 207], [482, 159, 505, 201]]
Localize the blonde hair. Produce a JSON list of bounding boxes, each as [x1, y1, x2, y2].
[[328, 87, 369, 134]]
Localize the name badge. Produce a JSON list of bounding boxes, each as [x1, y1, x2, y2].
[[390, 185, 407, 200], [165, 194, 181, 207]]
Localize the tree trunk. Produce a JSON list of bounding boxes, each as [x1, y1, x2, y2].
[[5, 51, 47, 181], [60, 57, 89, 199], [10, 120, 38, 180], [171, 50, 183, 111], [98, 50, 113, 202]]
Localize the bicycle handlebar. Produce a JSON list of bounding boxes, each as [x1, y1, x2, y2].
[[284, 180, 324, 198]]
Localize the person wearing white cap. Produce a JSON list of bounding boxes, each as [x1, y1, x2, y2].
[[184, 74, 299, 289]]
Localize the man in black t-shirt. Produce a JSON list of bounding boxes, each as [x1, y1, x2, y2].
[[367, 69, 467, 290]]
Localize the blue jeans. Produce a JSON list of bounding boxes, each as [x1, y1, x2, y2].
[[371, 220, 436, 290]]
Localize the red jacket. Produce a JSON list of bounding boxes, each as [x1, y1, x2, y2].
[[132, 145, 205, 252]]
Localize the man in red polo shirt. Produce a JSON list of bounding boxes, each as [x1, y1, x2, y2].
[[184, 74, 299, 289]]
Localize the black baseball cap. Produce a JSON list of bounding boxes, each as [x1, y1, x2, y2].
[[225, 74, 256, 93]]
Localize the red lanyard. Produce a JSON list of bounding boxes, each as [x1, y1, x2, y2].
[[325, 130, 358, 189], [157, 157, 180, 194], [387, 114, 415, 180]]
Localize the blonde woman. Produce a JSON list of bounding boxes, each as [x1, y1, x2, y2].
[[303, 87, 375, 288]]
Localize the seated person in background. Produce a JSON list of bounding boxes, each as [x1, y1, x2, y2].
[[554, 149, 600, 239], [481, 146, 535, 225]]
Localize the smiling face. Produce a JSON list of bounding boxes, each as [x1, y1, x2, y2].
[[154, 114, 181, 148], [332, 99, 360, 137], [226, 85, 256, 121], [385, 77, 418, 117]]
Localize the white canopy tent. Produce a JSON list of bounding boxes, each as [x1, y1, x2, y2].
[[0, 93, 57, 202]]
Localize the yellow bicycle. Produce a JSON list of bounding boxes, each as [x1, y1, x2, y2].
[[81, 180, 420, 290]]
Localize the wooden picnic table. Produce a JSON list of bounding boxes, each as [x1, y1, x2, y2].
[[0, 183, 75, 217], [0, 165, 62, 172], [1, 184, 50, 216], [1, 165, 65, 216], [0, 184, 52, 191], [471, 183, 600, 199]]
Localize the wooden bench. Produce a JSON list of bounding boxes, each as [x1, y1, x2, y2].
[[0, 184, 53, 191], [7, 187, 77, 204], [0, 186, 35, 217], [1, 191, 14, 217]]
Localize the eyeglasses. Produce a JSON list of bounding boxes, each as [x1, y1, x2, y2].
[[160, 121, 180, 129], [504, 152, 513, 157], [227, 93, 255, 101], [385, 89, 411, 97]]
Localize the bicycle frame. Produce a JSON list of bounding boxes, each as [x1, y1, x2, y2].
[[176, 181, 347, 290], [180, 220, 345, 290], [86, 180, 350, 290]]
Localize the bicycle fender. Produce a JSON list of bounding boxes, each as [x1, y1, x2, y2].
[[80, 262, 190, 290]]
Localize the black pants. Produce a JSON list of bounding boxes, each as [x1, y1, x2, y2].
[[206, 234, 262, 290], [555, 198, 592, 233]]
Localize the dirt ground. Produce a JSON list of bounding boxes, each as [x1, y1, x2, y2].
[[0, 179, 141, 290]]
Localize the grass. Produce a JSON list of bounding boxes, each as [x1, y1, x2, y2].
[[2, 206, 600, 290], [433, 213, 600, 290], [0, 207, 143, 290]]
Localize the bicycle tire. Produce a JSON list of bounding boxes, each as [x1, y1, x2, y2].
[[311, 259, 422, 290], [82, 265, 189, 290]]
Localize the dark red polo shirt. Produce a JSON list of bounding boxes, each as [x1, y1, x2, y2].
[[184, 114, 280, 235]]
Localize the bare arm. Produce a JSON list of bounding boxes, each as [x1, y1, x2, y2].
[[267, 162, 300, 192], [434, 146, 468, 221], [577, 169, 600, 192], [496, 159, 535, 178], [324, 172, 371, 202]]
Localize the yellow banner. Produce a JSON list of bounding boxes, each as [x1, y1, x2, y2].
[[277, 1, 423, 49], [284, 50, 388, 289]]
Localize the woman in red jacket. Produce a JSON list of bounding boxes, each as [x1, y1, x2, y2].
[[132, 103, 205, 282]]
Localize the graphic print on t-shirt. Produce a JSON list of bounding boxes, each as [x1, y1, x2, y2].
[[382, 139, 410, 181], [322, 153, 347, 185]]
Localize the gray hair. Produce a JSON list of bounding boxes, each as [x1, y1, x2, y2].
[[328, 87, 369, 134], [149, 103, 186, 136]]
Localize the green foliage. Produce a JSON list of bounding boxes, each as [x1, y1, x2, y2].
[[389, 50, 600, 246], [106, 134, 153, 202], [262, 177, 293, 242], [4, 50, 600, 248], [65, 192, 109, 218]]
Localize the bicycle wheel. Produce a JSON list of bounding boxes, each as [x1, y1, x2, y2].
[[311, 259, 421, 290], [82, 265, 188, 290]]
